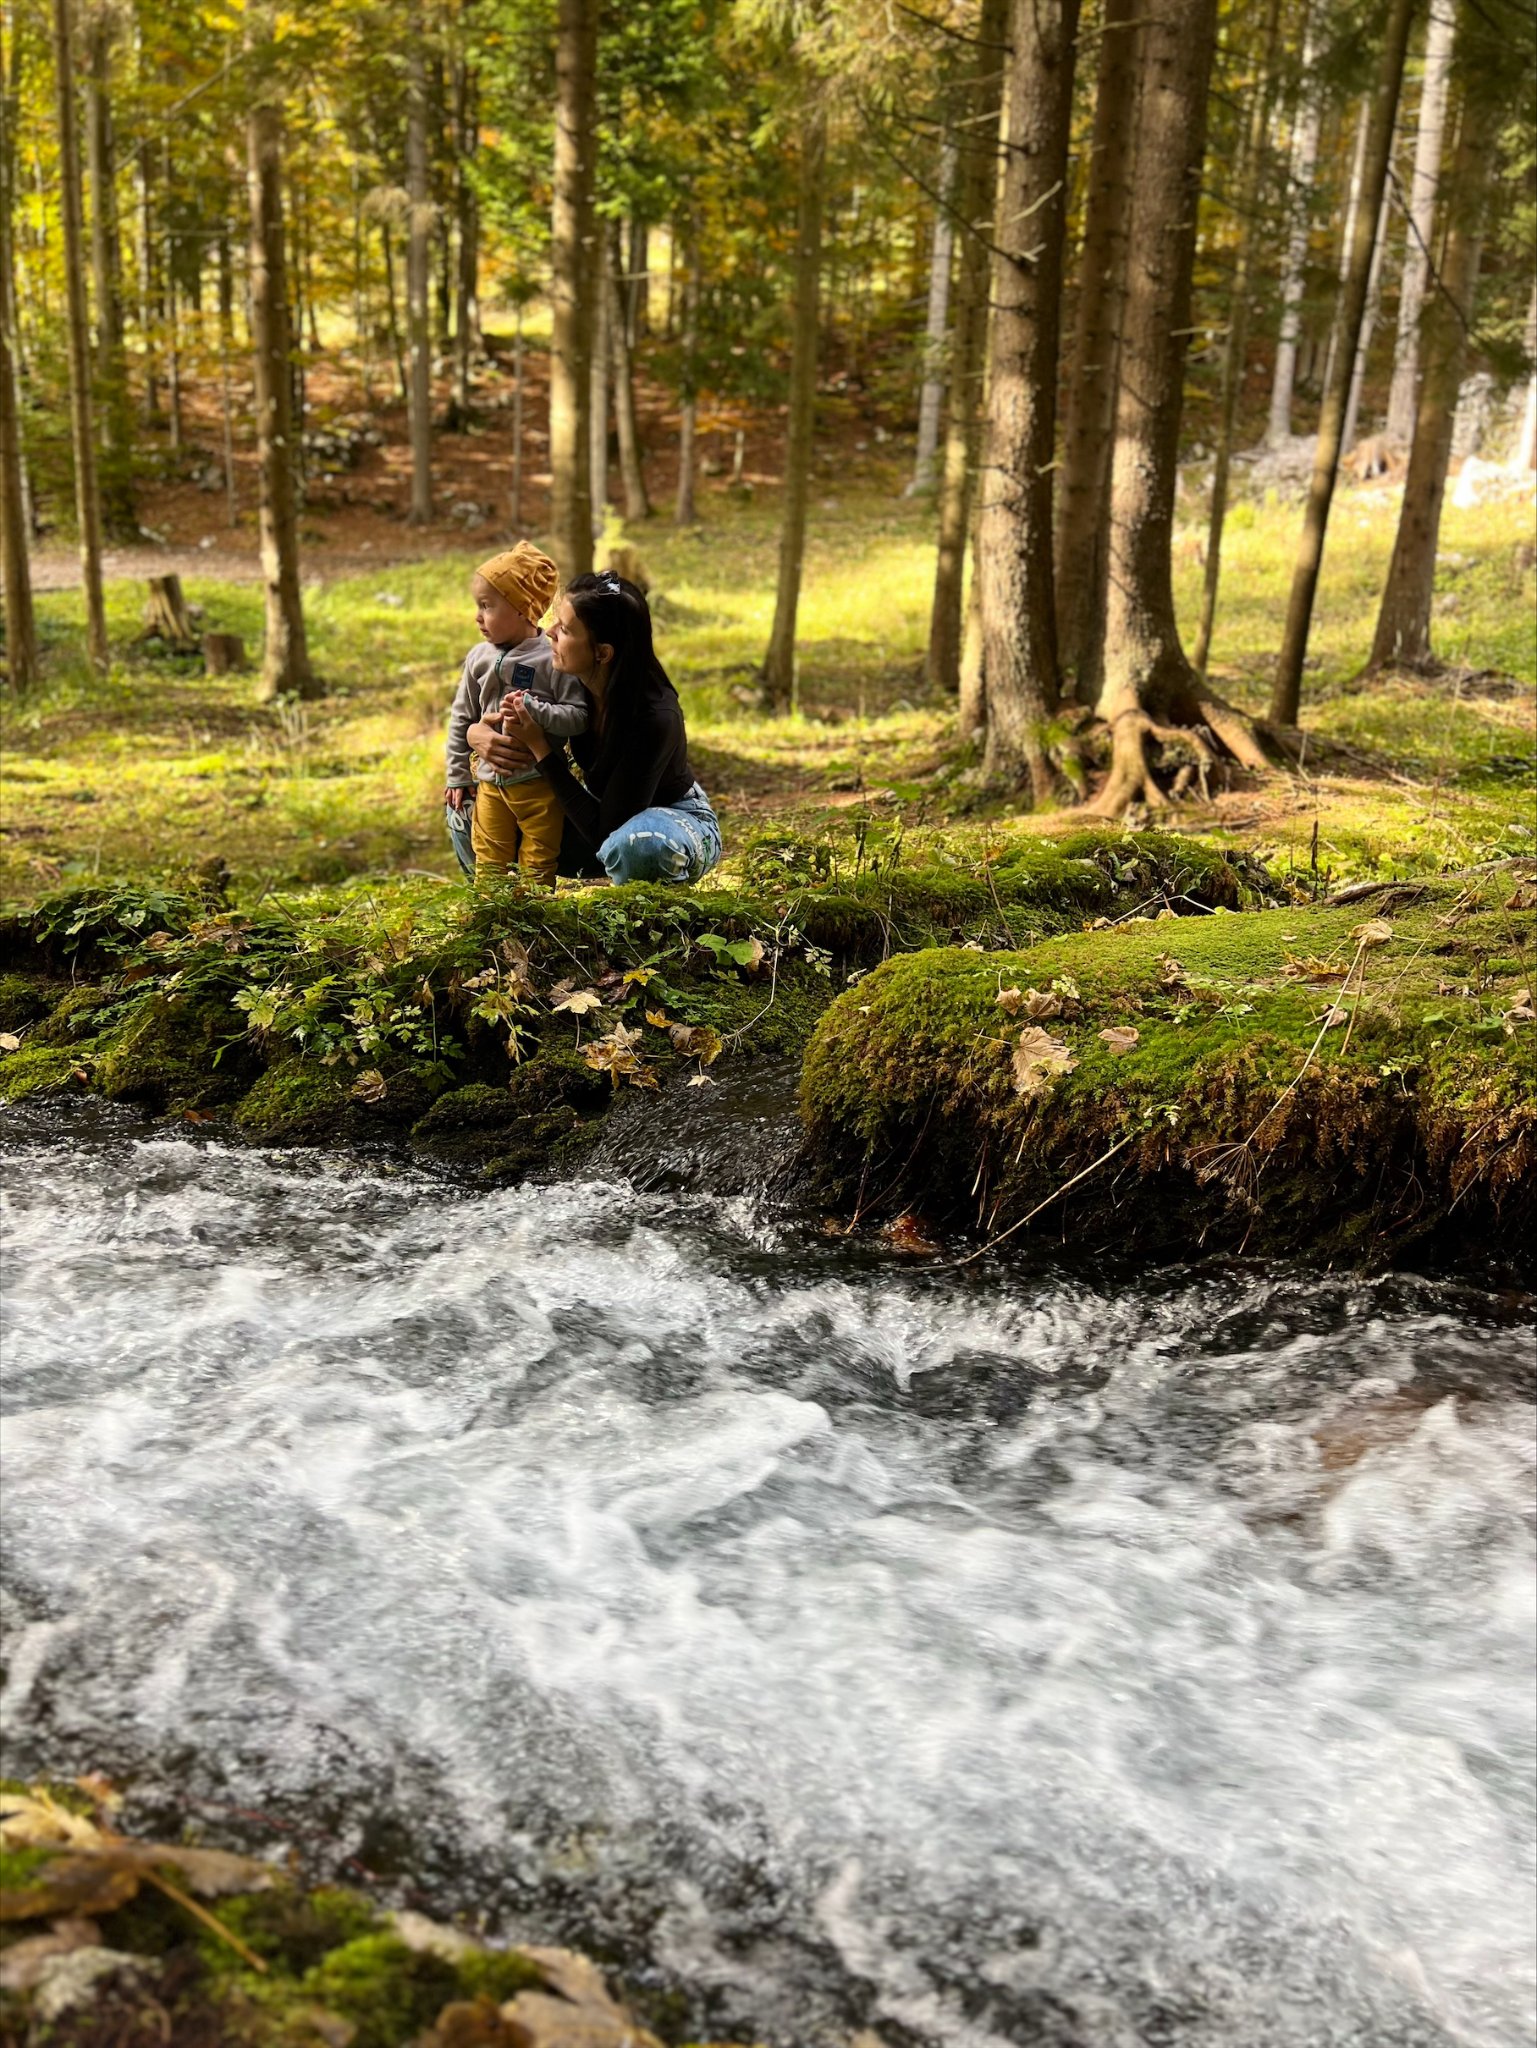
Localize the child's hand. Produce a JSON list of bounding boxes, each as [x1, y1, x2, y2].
[[444, 786, 470, 811], [499, 689, 526, 718]]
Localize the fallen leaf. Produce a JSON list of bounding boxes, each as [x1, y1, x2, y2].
[[881, 1211, 940, 1255], [668, 1023, 724, 1066], [1012, 1026, 1078, 1099], [1283, 954, 1349, 980], [626, 1066, 661, 1091], [1019, 988, 1062, 1020], [1505, 988, 1534, 1026], [1351, 918, 1393, 947], [1504, 883, 1537, 911], [552, 989, 603, 1016], [182, 1109, 215, 1125], [1157, 956, 1187, 990], [994, 987, 1024, 1015], [685, 1073, 715, 1087], [0, 1031, 21, 1052], [644, 1008, 672, 1029], [350, 1070, 388, 1103], [1098, 1026, 1140, 1054], [0, 1920, 101, 1995], [1318, 1005, 1350, 1028], [622, 966, 656, 987]]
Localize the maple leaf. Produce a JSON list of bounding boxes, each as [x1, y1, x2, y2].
[[645, 1007, 672, 1028], [994, 987, 1024, 1014], [1011, 1026, 1077, 1099], [668, 1023, 724, 1065], [686, 1073, 716, 1087], [1350, 918, 1393, 947], [1019, 988, 1062, 1020], [622, 965, 656, 987], [1098, 1025, 1140, 1054], [552, 989, 603, 1015], [351, 1070, 388, 1102], [626, 1066, 661, 1091]]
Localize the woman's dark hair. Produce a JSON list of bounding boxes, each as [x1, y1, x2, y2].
[[564, 573, 676, 734]]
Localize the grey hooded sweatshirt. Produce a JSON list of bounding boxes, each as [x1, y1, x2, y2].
[[444, 632, 590, 789]]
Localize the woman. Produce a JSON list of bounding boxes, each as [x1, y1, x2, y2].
[[466, 573, 722, 886]]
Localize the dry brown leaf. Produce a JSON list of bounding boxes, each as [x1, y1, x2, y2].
[[1318, 1005, 1350, 1029], [994, 987, 1024, 1015], [1350, 918, 1393, 947], [685, 1073, 715, 1088], [350, 1070, 388, 1103], [1011, 1026, 1077, 1099], [1098, 1026, 1140, 1055], [1019, 988, 1063, 1020], [1283, 954, 1349, 981], [552, 989, 603, 1016], [0, 1920, 101, 1994], [1504, 883, 1537, 911], [880, 1212, 940, 1255], [1157, 956, 1187, 990], [0, 1031, 22, 1052], [668, 1023, 724, 1066]]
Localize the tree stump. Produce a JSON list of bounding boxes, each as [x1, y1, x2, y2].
[[143, 574, 198, 650], [202, 632, 247, 675]]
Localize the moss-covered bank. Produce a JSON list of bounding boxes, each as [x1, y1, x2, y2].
[[0, 834, 1265, 1181], [801, 867, 1537, 1270]]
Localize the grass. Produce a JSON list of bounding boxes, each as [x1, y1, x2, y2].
[[3, 483, 1533, 908]]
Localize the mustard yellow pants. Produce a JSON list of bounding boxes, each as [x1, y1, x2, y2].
[[470, 777, 565, 886]]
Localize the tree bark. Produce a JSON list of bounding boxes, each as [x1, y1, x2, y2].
[[1055, 0, 1137, 699], [84, 3, 134, 538], [50, 0, 109, 669], [246, 3, 316, 700], [589, 232, 610, 525], [674, 218, 700, 525], [406, 16, 433, 524], [608, 221, 650, 520], [1341, 172, 1394, 453], [550, 0, 598, 577], [976, 0, 1081, 796], [925, 0, 1008, 698], [450, 57, 478, 427], [627, 213, 648, 339], [908, 135, 956, 497], [509, 301, 525, 527], [1385, 0, 1455, 443], [1091, 0, 1268, 813], [1193, 0, 1284, 676], [761, 94, 828, 712], [1266, 20, 1322, 445], [0, 27, 37, 691], [380, 220, 409, 404], [1271, 0, 1416, 726], [1511, 280, 1536, 475], [1368, 31, 1492, 670]]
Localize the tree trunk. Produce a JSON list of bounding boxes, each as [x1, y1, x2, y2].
[[1341, 172, 1394, 453], [925, 0, 1008, 698], [1270, 0, 1416, 726], [84, 3, 134, 538], [1385, 0, 1455, 443], [976, 0, 1082, 797], [674, 219, 700, 525], [0, 36, 38, 691], [589, 234, 610, 525], [550, 0, 598, 577], [134, 132, 159, 422], [1511, 281, 1536, 474], [1055, 0, 1138, 698], [761, 94, 828, 712], [627, 213, 648, 339], [380, 221, 408, 404], [1091, 0, 1269, 813], [246, 4, 316, 701], [406, 18, 433, 524], [509, 302, 525, 527], [450, 58, 478, 427], [1266, 21, 1323, 444], [608, 221, 650, 520], [908, 135, 956, 497], [1320, 101, 1369, 406], [50, 0, 109, 670], [1193, 0, 1284, 676], [1368, 34, 1492, 671]]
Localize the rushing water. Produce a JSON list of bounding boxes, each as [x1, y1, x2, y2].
[[1, 1100, 1533, 2048]]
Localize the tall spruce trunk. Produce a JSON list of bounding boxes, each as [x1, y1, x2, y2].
[[1368, 35, 1492, 670], [608, 221, 650, 521], [1512, 281, 1537, 474], [0, 41, 37, 692], [1193, 0, 1284, 676], [84, 4, 134, 538], [50, 0, 108, 669], [589, 238, 610, 526], [924, 0, 1008, 700], [762, 95, 828, 712], [1270, 0, 1417, 726], [1386, 0, 1455, 442], [1341, 172, 1394, 452], [1091, 0, 1268, 813], [674, 220, 700, 525], [450, 57, 479, 426], [406, 19, 433, 523], [1266, 23, 1322, 444], [976, 0, 1081, 797], [550, 0, 598, 576], [246, 7, 316, 700], [1055, 0, 1138, 700], [908, 135, 956, 497], [380, 221, 408, 404]]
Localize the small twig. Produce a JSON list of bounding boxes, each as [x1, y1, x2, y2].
[[141, 1868, 269, 1974], [934, 1133, 1138, 1271]]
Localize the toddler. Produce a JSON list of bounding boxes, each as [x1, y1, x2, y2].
[[443, 543, 588, 885]]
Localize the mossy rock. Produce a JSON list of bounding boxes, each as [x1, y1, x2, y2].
[[236, 1058, 363, 1142], [299, 1932, 462, 2048], [0, 1041, 90, 1102], [0, 974, 57, 1035], [95, 993, 256, 1113], [800, 872, 1537, 1270], [30, 985, 114, 1047]]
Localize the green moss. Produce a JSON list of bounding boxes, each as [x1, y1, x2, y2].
[[455, 1947, 545, 2001], [95, 992, 253, 1112], [235, 1057, 359, 1142], [0, 1041, 88, 1100], [0, 974, 56, 1034], [199, 1887, 383, 1978], [801, 877, 1537, 1268], [0, 1844, 51, 1892], [299, 1932, 460, 2048], [30, 985, 112, 1045]]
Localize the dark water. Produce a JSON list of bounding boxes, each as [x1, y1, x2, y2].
[[1, 1098, 1533, 2046]]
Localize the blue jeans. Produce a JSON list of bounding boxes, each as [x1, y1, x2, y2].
[[598, 784, 722, 885], [445, 798, 477, 878]]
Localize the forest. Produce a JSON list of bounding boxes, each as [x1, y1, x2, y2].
[[1, 0, 1537, 2041]]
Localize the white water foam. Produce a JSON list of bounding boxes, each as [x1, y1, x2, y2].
[[2, 1126, 1533, 2045]]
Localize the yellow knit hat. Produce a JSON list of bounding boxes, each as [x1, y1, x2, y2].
[[475, 542, 559, 626]]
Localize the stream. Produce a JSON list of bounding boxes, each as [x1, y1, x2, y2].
[[1, 1095, 1533, 2047]]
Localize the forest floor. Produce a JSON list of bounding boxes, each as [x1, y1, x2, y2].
[[5, 468, 1535, 908]]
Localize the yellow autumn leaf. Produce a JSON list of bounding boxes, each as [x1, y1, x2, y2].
[[350, 1070, 388, 1102], [553, 989, 603, 1015]]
